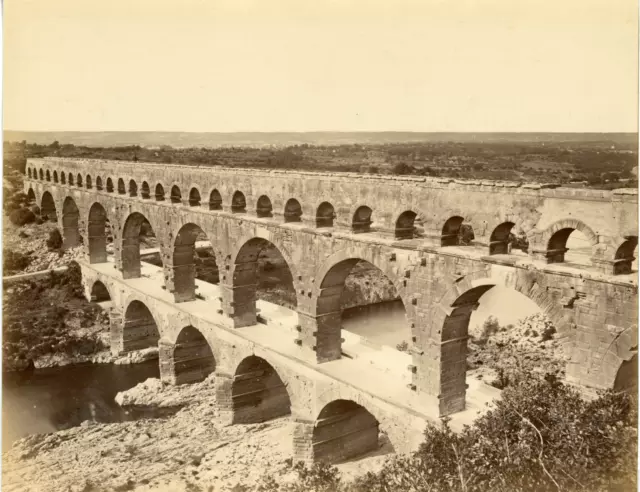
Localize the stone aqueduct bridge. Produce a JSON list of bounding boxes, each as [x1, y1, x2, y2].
[[26, 157, 638, 463]]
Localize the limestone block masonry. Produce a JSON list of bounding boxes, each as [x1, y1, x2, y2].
[[25, 158, 638, 452]]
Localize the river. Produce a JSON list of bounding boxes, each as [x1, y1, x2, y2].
[[2, 360, 160, 452]]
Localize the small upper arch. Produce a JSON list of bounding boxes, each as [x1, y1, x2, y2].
[[188, 187, 201, 207], [45, 170, 51, 182], [170, 185, 182, 204], [316, 201, 335, 228], [395, 210, 418, 240], [96, 176, 103, 190], [141, 181, 151, 199], [117, 178, 126, 195], [209, 189, 222, 210], [68, 173, 75, 186], [53, 170, 59, 183], [129, 180, 138, 197], [86, 175, 93, 189], [231, 191, 246, 213], [77, 174, 83, 187], [106, 177, 114, 192], [352, 205, 373, 233], [256, 195, 273, 218], [284, 198, 302, 223], [155, 183, 166, 201]]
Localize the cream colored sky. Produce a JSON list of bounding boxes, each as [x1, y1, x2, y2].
[[3, 0, 638, 132]]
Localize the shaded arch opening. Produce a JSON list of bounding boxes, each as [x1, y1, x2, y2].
[[106, 178, 114, 193], [613, 236, 638, 275], [39, 169, 44, 180], [172, 223, 219, 302], [395, 211, 417, 240], [28, 168, 32, 179], [121, 213, 162, 278], [284, 198, 302, 223], [231, 191, 246, 213], [27, 188, 36, 204], [129, 180, 138, 197], [45, 170, 51, 182], [230, 356, 291, 424], [352, 206, 372, 233], [209, 189, 222, 210], [167, 326, 215, 385], [317, 259, 409, 365], [88, 203, 109, 263], [86, 175, 92, 189], [96, 176, 103, 190], [53, 171, 59, 183], [231, 238, 296, 327], [41, 191, 57, 221], [489, 221, 514, 255], [68, 173, 74, 186], [170, 185, 182, 204], [155, 183, 165, 201], [614, 355, 638, 394], [312, 400, 379, 464], [441, 216, 474, 246], [316, 202, 335, 228], [117, 178, 126, 195], [547, 228, 592, 265], [440, 283, 555, 416], [120, 300, 160, 353], [77, 174, 83, 187], [256, 195, 273, 218], [90, 280, 111, 303], [188, 188, 201, 207], [62, 197, 81, 249], [61, 172, 66, 185], [141, 181, 151, 199]]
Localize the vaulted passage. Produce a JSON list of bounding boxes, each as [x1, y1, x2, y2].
[[284, 198, 302, 222], [548, 228, 593, 265], [231, 191, 246, 213], [316, 202, 335, 228], [442, 216, 474, 246], [114, 300, 160, 354], [90, 280, 111, 302], [172, 223, 218, 302], [352, 206, 373, 233], [88, 203, 109, 263], [117, 178, 126, 195], [231, 238, 296, 327], [86, 175, 93, 189], [121, 213, 160, 278], [96, 176, 103, 190], [315, 259, 408, 364], [614, 355, 638, 394], [170, 185, 182, 204], [189, 188, 201, 207], [155, 184, 165, 201], [209, 190, 222, 210], [230, 356, 291, 424], [141, 181, 150, 199], [106, 178, 114, 192], [312, 400, 379, 464], [395, 211, 418, 239], [160, 326, 215, 385], [129, 180, 138, 197], [256, 195, 273, 218], [62, 197, 81, 249]]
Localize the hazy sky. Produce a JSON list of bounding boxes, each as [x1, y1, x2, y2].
[[3, 0, 638, 132]]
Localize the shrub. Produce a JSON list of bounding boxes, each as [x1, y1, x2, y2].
[[9, 207, 36, 226], [3, 249, 31, 273], [396, 341, 409, 352], [393, 162, 414, 175], [46, 229, 64, 250], [481, 315, 501, 339]]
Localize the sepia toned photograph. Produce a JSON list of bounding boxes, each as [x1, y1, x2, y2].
[[1, 0, 638, 490]]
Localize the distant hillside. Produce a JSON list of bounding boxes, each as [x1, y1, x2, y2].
[[4, 131, 638, 149]]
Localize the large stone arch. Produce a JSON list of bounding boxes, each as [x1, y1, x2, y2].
[[120, 211, 157, 279], [306, 248, 412, 363], [225, 232, 301, 327], [111, 298, 161, 355], [159, 325, 216, 385], [430, 268, 571, 416], [309, 399, 380, 464], [89, 279, 112, 302], [40, 191, 57, 221], [170, 221, 222, 302], [226, 355, 292, 424], [62, 196, 81, 249], [87, 202, 109, 263]]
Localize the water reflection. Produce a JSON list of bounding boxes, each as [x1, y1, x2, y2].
[[2, 360, 161, 452]]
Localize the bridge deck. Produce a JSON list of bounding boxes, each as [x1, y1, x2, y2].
[[89, 257, 500, 431]]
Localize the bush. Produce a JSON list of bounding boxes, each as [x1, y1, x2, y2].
[[254, 375, 637, 492], [46, 229, 64, 250], [9, 207, 36, 226], [3, 249, 31, 273]]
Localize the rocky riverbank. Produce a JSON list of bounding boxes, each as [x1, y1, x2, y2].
[[2, 376, 391, 492]]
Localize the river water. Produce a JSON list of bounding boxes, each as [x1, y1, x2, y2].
[[2, 360, 160, 452]]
